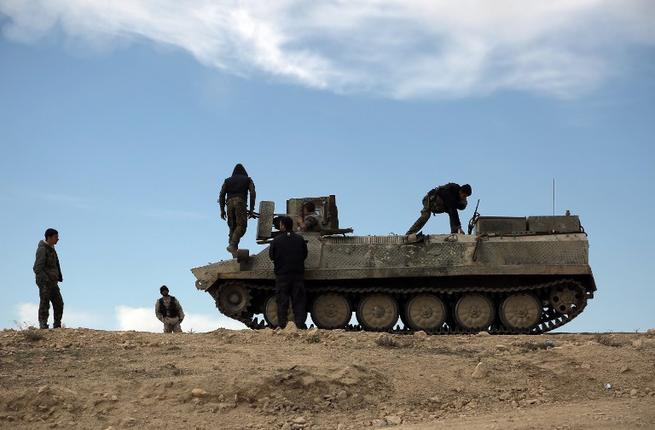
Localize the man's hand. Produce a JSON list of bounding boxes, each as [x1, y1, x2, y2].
[[220, 210, 227, 220]]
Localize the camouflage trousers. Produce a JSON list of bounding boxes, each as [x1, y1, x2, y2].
[[38, 283, 64, 329], [227, 197, 248, 247], [406, 195, 432, 235], [163, 317, 182, 333]]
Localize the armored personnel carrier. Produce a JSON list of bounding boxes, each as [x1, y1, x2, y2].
[[191, 195, 596, 334]]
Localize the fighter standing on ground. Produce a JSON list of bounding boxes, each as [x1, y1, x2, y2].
[[155, 285, 185, 333], [33, 228, 64, 329], [268, 216, 309, 329]]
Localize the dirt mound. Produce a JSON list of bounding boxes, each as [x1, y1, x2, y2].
[[237, 365, 391, 414], [0, 328, 654, 429], [1, 385, 83, 425]]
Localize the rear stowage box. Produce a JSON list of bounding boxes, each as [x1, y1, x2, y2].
[[527, 215, 581, 233], [475, 216, 527, 235]]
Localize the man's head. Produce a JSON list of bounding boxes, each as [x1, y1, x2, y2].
[[44, 228, 59, 246], [460, 184, 472, 199], [232, 163, 248, 176], [279, 216, 294, 232], [160, 285, 169, 297], [302, 201, 316, 216]]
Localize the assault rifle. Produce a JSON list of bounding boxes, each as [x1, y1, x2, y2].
[[467, 199, 480, 235]]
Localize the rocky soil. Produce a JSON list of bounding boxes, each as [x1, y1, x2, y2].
[[1, 328, 654, 429]]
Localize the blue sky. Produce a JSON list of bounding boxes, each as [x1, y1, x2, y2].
[[1, 1, 654, 332]]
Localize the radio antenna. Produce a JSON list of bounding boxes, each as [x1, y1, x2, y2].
[[552, 178, 555, 216]]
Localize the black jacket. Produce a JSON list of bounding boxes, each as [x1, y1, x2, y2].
[[219, 174, 256, 212], [268, 232, 308, 277], [434, 183, 468, 233]]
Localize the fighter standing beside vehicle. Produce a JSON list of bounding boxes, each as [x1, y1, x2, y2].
[[218, 163, 256, 257], [406, 183, 472, 235], [268, 216, 309, 329]]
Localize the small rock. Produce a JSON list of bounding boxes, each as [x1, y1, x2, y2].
[[336, 390, 348, 400], [604, 383, 612, 391], [476, 331, 490, 336], [292, 416, 306, 425], [495, 344, 508, 351], [526, 398, 539, 405], [620, 365, 630, 373], [371, 418, 388, 428], [305, 330, 320, 343], [581, 363, 591, 369], [121, 417, 137, 427], [283, 322, 298, 332], [414, 331, 428, 338], [375, 334, 399, 348], [544, 340, 556, 349], [281, 423, 291, 430], [429, 395, 441, 403], [471, 362, 489, 379], [630, 389, 638, 397], [385, 415, 402, 426], [191, 388, 208, 398], [301, 376, 316, 386]]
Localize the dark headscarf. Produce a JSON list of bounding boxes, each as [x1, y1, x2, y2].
[[232, 163, 248, 176]]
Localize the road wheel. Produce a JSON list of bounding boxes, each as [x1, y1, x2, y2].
[[404, 294, 446, 331], [215, 282, 251, 317], [357, 294, 398, 331], [549, 286, 583, 314], [499, 293, 541, 331], [263, 295, 294, 328], [311, 293, 351, 329], [454, 293, 494, 331]]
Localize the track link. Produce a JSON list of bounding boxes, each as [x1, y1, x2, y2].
[[210, 279, 589, 335]]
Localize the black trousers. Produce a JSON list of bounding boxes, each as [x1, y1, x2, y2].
[[275, 275, 307, 328], [38, 283, 64, 328]]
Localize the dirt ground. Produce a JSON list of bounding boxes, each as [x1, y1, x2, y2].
[[0, 328, 654, 430]]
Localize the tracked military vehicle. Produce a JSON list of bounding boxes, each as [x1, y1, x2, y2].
[[192, 195, 596, 334]]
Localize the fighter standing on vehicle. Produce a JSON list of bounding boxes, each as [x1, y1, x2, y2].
[[406, 183, 472, 235], [218, 163, 256, 257]]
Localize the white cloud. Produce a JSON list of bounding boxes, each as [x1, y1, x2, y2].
[[115, 305, 245, 332], [16, 302, 99, 328], [1, 1, 654, 98]]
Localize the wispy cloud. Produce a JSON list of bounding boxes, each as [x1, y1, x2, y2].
[[13, 302, 245, 332], [16, 302, 99, 328], [115, 305, 245, 332], [1, 1, 654, 99]]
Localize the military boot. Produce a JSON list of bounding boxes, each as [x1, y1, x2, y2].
[[226, 244, 238, 258]]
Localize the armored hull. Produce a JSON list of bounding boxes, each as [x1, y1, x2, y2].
[[192, 209, 596, 334]]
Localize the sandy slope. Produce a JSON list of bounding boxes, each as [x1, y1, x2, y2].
[[0, 328, 654, 429]]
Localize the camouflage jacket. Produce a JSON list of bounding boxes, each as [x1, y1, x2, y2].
[[155, 296, 185, 322], [33, 240, 63, 286]]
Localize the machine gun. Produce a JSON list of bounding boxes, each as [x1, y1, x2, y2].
[[467, 199, 481, 235]]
